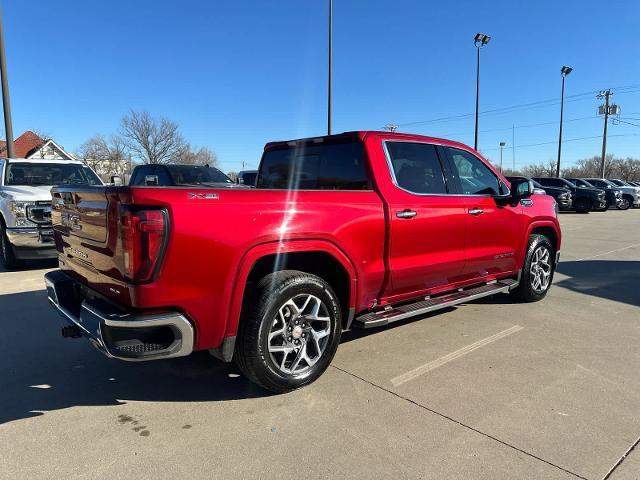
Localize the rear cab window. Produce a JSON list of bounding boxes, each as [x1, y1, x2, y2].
[[257, 136, 371, 190]]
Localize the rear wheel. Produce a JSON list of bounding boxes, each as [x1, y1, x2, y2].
[[235, 270, 342, 393], [574, 198, 590, 214], [0, 224, 19, 269], [511, 234, 555, 303]]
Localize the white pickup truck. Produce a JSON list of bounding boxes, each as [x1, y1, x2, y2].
[[0, 158, 103, 268]]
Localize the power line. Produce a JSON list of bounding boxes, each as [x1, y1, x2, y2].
[[613, 118, 640, 128], [396, 85, 640, 128], [481, 133, 640, 152], [437, 115, 599, 137]]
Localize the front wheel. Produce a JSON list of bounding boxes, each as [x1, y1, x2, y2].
[[574, 198, 590, 213], [235, 270, 342, 393], [0, 224, 20, 269], [617, 198, 631, 210], [511, 234, 555, 303]]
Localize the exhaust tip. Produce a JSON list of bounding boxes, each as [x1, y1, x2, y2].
[[61, 325, 82, 338]]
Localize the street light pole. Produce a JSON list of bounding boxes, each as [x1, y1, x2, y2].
[[555, 66, 572, 177], [327, 0, 332, 136], [499, 142, 506, 173], [0, 8, 15, 158], [473, 33, 491, 151]]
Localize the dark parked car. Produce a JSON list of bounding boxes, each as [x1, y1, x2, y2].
[[129, 164, 235, 187], [566, 178, 626, 210], [237, 169, 258, 186], [508, 177, 572, 211], [532, 177, 606, 213]]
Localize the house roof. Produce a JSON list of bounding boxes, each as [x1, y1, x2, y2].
[[0, 130, 46, 158]]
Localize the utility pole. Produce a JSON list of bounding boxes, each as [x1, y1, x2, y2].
[[512, 125, 515, 172], [0, 8, 15, 158], [327, 0, 332, 136], [598, 90, 612, 178], [383, 124, 399, 132]]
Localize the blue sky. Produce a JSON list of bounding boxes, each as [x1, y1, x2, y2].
[[3, 0, 640, 172]]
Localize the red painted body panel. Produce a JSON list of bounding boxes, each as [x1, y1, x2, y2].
[[51, 131, 561, 352]]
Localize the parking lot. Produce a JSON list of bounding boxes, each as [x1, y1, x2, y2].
[[1, 210, 639, 480]]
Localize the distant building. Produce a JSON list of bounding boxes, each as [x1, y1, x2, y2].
[[0, 130, 74, 160]]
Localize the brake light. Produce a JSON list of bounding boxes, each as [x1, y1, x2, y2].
[[120, 208, 167, 282]]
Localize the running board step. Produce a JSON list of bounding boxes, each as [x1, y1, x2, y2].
[[353, 279, 518, 329]]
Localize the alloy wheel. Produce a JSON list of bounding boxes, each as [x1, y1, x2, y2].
[[530, 246, 552, 293], [267, 294, 331, 375]]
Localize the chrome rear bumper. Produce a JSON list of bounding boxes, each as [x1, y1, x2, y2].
[[44, 270, 194, 361]]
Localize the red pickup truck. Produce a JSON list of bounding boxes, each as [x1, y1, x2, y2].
[[45, 131, 561, 393]]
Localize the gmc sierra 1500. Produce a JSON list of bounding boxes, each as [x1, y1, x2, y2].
[[45, 131, 561, 392]]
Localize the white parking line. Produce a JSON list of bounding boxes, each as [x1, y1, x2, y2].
[[573, 243, 640, 262], [391, 325, 524, 387]]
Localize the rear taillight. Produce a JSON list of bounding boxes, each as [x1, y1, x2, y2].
[[120, 208, 168, 283]]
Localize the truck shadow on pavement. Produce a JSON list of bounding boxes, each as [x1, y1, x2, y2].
[[472, 260, 639, 308], [0, 258, 57, 273], [554, 260, 640, 308], [0, 289, 272, 425]]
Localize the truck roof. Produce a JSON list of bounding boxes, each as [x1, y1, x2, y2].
[[1, 157, 85, 165], [264, 131, 475, 152]]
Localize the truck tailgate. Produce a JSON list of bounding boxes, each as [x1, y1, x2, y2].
[[52, 187, 109, 243]]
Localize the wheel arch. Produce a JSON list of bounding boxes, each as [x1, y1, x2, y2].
[[528, 223, 560, 257], [225, 240, 358, 341]]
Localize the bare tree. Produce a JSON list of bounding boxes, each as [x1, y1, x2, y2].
[[78, 134, 131, 177], [501, 168, 523, 177], [175, 145, 219, 166], [561, 154, 640, 179], [119, 110, 187, 164], [521, 158, 557, 177], [226, 171, 238, 182]]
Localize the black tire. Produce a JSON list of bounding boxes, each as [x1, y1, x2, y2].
[[235, 270, 342, 393], [0, 224, 20, 269], [623, 195, 635, 210], [510, 234, 555, 303], [574, 198, 590, 213], [617, 198, 631, 210]]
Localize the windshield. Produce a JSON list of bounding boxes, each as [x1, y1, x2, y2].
[[588, 179, 613, 188], [166, 165, 232, 185], [610, 179, 626, 187], [5, 162, 102, 186], [574, 179, 594, 188]]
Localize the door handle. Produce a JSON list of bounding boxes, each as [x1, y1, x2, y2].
[[396, 209, 417, 219], [468, 208, 484, 216]]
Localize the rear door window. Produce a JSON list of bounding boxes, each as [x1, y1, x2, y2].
[[385, 142, 447, 194]]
